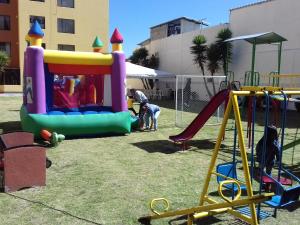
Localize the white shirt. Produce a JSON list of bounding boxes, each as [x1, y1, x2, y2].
[[135, 90, 148, 103]]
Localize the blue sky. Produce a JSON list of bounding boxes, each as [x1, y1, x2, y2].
[[109, 0, 260, 56]]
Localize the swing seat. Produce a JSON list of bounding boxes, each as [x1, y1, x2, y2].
[[261, 176, 292, 186], [216, 162, 247, 192], [263, 169, 300, 208], [265, 187, 300, 208]]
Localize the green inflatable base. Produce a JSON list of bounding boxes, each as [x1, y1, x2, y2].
[[20, 105, 131, 137]]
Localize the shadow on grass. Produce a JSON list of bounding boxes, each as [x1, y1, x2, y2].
[[132, 139, 225, 154], [4, 192, 103, 225], [168, 214, 222, 225], [0, 121, 22, 134]]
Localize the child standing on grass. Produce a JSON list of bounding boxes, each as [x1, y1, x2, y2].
[[141, 103, 160, 131]]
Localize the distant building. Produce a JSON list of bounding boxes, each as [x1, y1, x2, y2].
[[137, 0, 300, 86], [0, 0, 109, 93], [150, 17, 207, 41]]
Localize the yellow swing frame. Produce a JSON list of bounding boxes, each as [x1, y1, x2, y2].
[[139, 87, 300, 225]]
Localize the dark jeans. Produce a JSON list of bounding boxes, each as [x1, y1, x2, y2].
[[129, 107, 137, 116], [138, 100, 149, 119]]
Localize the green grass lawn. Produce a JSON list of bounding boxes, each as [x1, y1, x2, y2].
[[0, 97, 300, 225]]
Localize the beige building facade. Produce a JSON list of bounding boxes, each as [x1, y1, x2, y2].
[[139, 0, 300, 87], [0, 0, 109, 92]]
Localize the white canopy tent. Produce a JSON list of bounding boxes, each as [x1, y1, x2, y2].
[[125, 62, 175, 78], [125, 62, 175, 99]]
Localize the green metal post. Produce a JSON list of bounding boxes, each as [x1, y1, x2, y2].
[[250, 40, 257, 86], [277, 42, 282, 86]]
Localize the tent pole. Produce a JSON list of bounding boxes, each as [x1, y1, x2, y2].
[[250, 39, 256, 86], [277, 41, 282, 86]]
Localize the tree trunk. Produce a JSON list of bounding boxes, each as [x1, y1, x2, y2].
[[200, 65, 213, 99], [211, 73, 217, 95]]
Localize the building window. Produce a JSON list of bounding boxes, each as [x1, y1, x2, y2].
[[57, 18, 75, 33], [30, 0, 45, 2], [0, 15, 10, 30], [0, 0, 10, 4], [57, 0, 74, 8], [167, 21, 181, 36], [0, 69, 20, 85], [0, 42, 11, 56], [58, 44, 75, 51], [30, 16, 45, 29]]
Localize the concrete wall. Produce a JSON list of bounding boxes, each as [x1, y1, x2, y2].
[[229, 0, 300, 86], [148, 23, 228, 75], [150, 24, 168, 41], [181, 19, 200, 33]]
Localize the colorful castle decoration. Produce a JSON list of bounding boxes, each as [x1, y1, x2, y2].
[[21, 22, 132, 137]]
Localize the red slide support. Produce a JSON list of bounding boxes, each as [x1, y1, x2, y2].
[[169, 89, 230, 149]]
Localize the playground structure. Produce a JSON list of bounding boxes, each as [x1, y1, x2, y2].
[[20, 21, 132, 137], [140, 86, 300, 225], [156, 31, 300, 224], [175, 75, 226, 128], [170, 88, 229, 149]]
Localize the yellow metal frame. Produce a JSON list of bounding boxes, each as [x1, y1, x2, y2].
[[140, 87, 300, 225]]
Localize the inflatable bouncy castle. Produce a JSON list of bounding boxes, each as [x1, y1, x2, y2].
[[20, 21, 131, 137]]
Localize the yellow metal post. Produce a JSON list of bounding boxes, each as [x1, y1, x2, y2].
[[199, 95, 233, 205], [232, 94, 258, 225]]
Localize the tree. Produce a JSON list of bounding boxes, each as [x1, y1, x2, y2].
[[128, 48, 160, 89], [207, 43, 221, 94], [129, 47, 149, 65], [216, 28, 233, 75], [190, 35, 207, 75], [147, 54, 159, 69], [0, 51, 10, 84], [190, 35, 214, 98]]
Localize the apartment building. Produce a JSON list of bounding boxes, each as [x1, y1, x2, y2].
[[0, 0, 109, 92]]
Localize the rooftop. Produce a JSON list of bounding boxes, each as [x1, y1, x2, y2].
[[230, 0, 274, 12], [150, 16, 207, 29]]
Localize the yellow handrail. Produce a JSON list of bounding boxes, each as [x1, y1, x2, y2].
[[150, 198, 170, 215], [218, 180, 242, 203]]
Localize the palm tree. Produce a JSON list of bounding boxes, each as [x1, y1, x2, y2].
[[190, 35, 207, 75], [190, 35, 214, 98], [0, 51, 10, 84], [207, 43, 221, 94], [216, 28, 233, 75]]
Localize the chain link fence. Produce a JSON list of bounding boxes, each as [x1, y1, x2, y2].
[[175, 75, 226, 128]]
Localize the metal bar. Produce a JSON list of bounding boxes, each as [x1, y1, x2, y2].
[[275, 91, 287, 217], [232, 90, 300, 96], [232, 94, 258, 225], [199, 96, 233, 205], [250, 96, 257, 182], [277, 42, 282, 86], [212, 171, 246, 185], [258, 91, 270, 221], [232, 123, 238, 200], [250, 41, 257, 86], [271, 74, 300, 78], [140, 194, 273, 221]]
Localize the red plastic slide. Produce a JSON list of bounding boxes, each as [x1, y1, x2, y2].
[[170, 89, 229, 143]]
